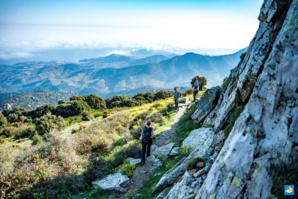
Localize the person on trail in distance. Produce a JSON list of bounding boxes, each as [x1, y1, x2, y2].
[[193, 77, 200, 102], [141, 121, 156, 165], [174, 87, 181, 111]]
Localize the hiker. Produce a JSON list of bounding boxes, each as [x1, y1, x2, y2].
[[174, 87, 181, 111], [193, 77, 199, 102], [141, 121, 156, 165]]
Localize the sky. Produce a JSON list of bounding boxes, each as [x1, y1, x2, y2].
[[0, 0, 263, 61]]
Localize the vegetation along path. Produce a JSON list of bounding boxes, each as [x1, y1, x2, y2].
[[110, 98, 190, 199]]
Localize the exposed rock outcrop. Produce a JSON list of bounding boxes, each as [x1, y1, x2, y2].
[[191, 86, 220, 123], [181, 128, 211, 148], [156, 0, 298, 198]]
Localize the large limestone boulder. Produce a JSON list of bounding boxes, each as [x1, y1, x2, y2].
[[181, 128, 212, 148], [152, 143, 175, 158], [191, 86, 220, 123], [92, 172, 129, 193]]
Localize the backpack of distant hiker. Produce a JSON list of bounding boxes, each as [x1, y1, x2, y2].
[[142, 127, 152, 143]]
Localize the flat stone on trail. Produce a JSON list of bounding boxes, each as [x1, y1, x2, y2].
[[92, 172, 129, 193], [170, 147, 179, 156], [128, 157, 141, 165], [152, 143, 175, 158]]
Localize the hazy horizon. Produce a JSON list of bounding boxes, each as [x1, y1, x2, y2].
[[0, 0, 263, 63]]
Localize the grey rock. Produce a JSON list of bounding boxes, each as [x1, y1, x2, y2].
[[92, 173, 129, 193], [164, 172, 197, 199], [195, 1, 298, 198], [191, 86, 220, 123], [152, 143, 175, 158], [156, 188, 171, 199], [170, 147, 180, 156], [181, 128, 211, 148], [179, 97, 188, 104], [140, 170, 147, 174], [128, 157, 141, 165], [147, 155, 163, 167], [151, 144, 158, 152]]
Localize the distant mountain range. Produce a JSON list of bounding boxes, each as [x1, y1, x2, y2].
[[0, 48, 246, 97]]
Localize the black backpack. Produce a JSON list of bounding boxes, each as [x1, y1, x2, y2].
[[142, 127, 152, 143]]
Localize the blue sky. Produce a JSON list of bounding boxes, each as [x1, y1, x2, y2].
[[0, 0, 263, 60]]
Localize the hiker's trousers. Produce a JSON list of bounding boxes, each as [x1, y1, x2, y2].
[[175, 99, 179, 110], [141, 141, 152, 163], [193, 90, 198, 102]]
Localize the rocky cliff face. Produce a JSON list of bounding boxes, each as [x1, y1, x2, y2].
[[155, 0, 298, 198]]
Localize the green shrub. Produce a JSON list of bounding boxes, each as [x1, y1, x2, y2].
[[221, 76, 231, 92], [116, 163, 136, 177], [240, 52, 246, 61], [186, 157, 205, 171], [7, 113, 19, 123], [33, 104, 55, 118], [55, 100, 91, 117], [103, 110, 111, 118], [84, 94, 106, 109], [183, 88, 193, 95], [0, 113, 7, 126], [179, 145, 194, 156], [82, 111, 95, 121], [149, 113, 164, 125], [35, 113, 66, 136], [32, 133, 43, 145], [58, 100, 66, 104], [14, 127, 36, 139], [154, 90, 173, 100], [131, 127, 142, 140]]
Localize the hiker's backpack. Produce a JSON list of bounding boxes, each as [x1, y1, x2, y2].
[[142, 127, 152, 143]]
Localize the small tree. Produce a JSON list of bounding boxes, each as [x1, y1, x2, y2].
[[7, 113, 19, 123], [85, 94, 106, 109], [33, 104, 55, 118], [58, 100, 66, 105], [191, 76, 207, 90], [0, 113, 7, 126], [35, 113, 66, 136]]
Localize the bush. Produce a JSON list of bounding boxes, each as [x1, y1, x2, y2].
[[55, 100, 91, 117], [0, 113, 7, 126], [116, 163, 136, 177], [32, 133, 43, 145], [186, 157, 205, 171], [7, 113, 18, 123], [58, 100, 66, 104], [82, 111, 95, 121], [84, 94, 106, 109], [131, 127, 142, 140], [149, 113, 164, 125], [221, 76, 231, 92], [14, 127, 36, 139], [35, 113, 66, 136], [154, 90, 173, 101], [179, 145, 194, 156], [240, 52, 246, 61], [183, 88, 193, 95], [103, 110, 111, 118], [33, 104, 55, 118]]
